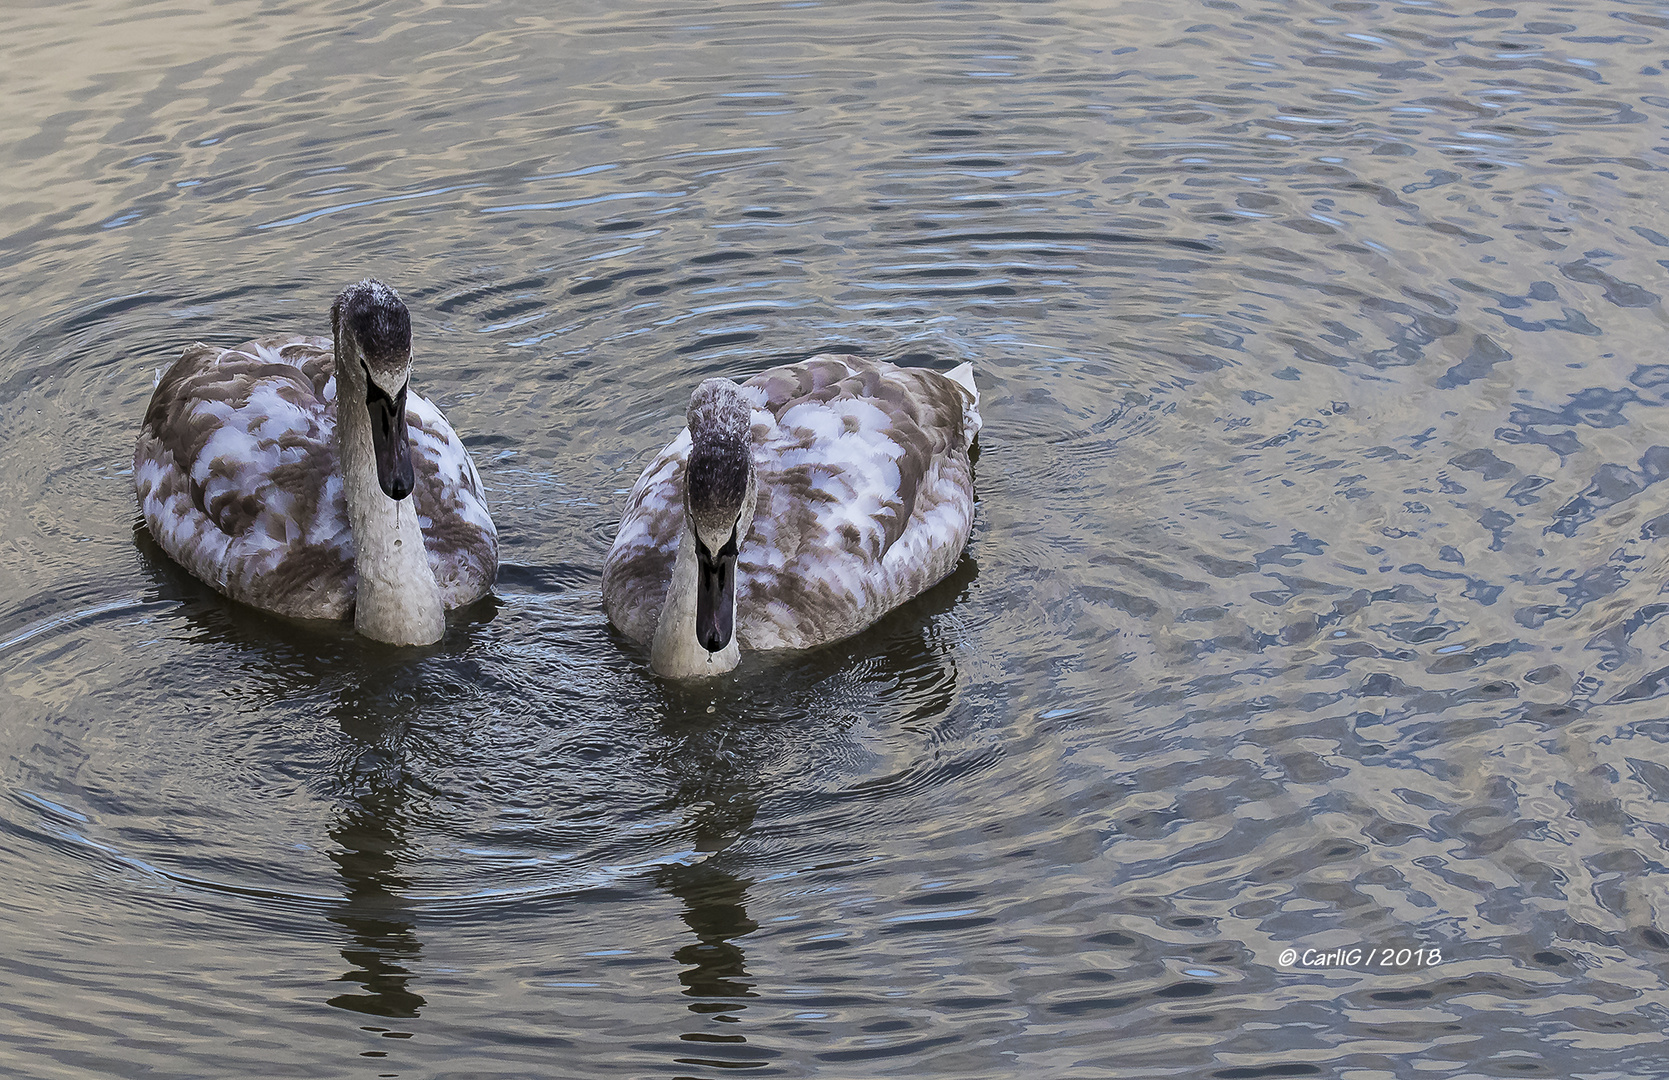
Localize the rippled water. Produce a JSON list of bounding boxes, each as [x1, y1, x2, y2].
[[4, 0, 1669, 1075]]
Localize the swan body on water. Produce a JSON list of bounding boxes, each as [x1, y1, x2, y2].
[[133, 280, 497, 645], [603, 354, 980, 678]]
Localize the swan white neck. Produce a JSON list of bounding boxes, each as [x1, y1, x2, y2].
[[651, 518, 740, 678], [338, 383, 444, 645]]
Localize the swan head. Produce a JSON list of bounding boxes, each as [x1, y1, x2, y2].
[[684, 378, 757, 654], [332, 279, 416, 501]]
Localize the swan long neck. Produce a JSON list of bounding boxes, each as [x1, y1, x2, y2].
[[336, 347, 445, 646], [651, 517, 741, 678]]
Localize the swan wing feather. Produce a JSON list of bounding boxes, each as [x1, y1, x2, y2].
[[408, 392, 498, 608], [740, 356, 978, 647], [601, 432, 689, 643], [134, 336, 355, 618]]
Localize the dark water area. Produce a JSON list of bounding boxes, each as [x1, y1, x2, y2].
[[3, 0, 1669, 1075]]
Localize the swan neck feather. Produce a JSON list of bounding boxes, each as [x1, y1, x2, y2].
[[337, 340, 444, 645]]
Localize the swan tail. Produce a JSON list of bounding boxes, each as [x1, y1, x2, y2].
[[944, 361, 977, 405], [943, 361, 981, 437]]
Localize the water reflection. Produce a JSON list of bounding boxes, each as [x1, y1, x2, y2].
[[325, 783, 427, 1021], [324, 694, 428, 1023], [134, 528, 438, 1021], [654, 703, 766, 1069], [640, 555, 975, 1072], [125, 499, 979, 1064], [657, 736, 760, 1003]]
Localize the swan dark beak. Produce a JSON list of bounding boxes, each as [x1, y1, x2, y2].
[[368, 382, 414, 501], [695, 528, 739, 653]]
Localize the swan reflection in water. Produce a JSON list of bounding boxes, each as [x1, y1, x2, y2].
[[130, 500, 977, 1056], [321, 667, 444, 1026], [650, 697, 767, 1070], [645, 551, 976, 1064], [655, 742, 762, 1020]]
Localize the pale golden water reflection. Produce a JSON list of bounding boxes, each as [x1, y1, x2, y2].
[[4, 0, 1669, 1075]]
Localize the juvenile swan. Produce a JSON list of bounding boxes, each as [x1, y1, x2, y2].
[[603, 355, 980, 678], [134, 279, 497, 645]]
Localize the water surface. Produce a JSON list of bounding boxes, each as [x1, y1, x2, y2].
[[3, 0, 1669, 1076]]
